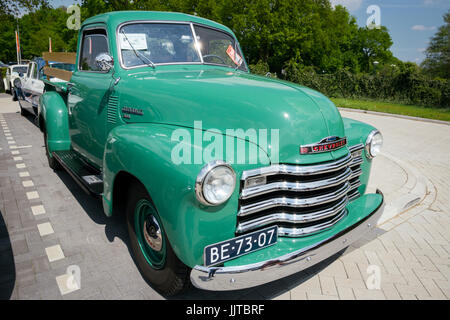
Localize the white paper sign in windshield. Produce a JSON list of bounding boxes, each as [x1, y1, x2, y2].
[[119, 33, 148, 50]]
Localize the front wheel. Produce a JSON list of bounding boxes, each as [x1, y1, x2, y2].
[[126, 183, 190, 296]]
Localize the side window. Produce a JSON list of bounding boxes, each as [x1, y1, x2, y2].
[[79, 28, 109, 71], [27, 63, 32, 78], [32, 63, 38, 79]]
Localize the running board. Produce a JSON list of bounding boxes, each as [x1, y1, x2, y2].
[[52, 150, 103, 197]]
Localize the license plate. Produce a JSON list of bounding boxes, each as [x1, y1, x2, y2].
[[204, 226, 278, 267]]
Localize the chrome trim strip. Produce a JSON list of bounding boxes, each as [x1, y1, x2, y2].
[[350, 157, 363, 167], [238, 182, 350, 217], [191, 190, 384, 291], [349, 179, 362, 191], [348, 189, 361, 201], [277, 208, 347, 237], [236, 197, 349, 234], [241, 153, 352, 181], [350, 167, 363, 179], [240, 168, 352, 200], [365, 130, 382, 159], [348, 143, 364, 153]]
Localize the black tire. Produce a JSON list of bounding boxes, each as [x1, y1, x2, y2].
[[126, 182, 190, 296], [18, 99, 25, 116], [12, 87, 18, 101], [43, 126, 61, 170]]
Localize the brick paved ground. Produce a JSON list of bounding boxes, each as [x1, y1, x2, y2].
[[0, 94, 448, 300]]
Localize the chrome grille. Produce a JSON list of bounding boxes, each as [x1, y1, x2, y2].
[[237, 145, 365, 237]]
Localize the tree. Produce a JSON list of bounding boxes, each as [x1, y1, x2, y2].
[[421, 10, 450, 79], [0, 0, 48, 16]]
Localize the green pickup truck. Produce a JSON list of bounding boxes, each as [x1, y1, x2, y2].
[[38, 11, 384, 296]]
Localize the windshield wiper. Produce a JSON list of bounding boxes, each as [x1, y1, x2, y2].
[[121, 29, 156, 69]]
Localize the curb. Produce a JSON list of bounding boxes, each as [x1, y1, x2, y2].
[[338, 107, 450, 126], [375, 152, 434, 229]]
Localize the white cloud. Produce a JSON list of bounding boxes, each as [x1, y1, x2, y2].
[[411, 25, 436, 31], [330, 0, 363, 12]]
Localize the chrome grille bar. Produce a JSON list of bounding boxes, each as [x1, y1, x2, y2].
[[236, 197, 348, 234], [241, 153, 352, 180], [277, 209, 347, 237], [240, 167, 352, 200], [238, 182, 350, 217]]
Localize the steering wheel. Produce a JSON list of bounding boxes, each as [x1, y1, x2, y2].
[[202, 54, 227, 65]]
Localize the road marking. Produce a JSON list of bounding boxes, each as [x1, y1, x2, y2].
[[19, 171, 30, 177], [11, 150, 20, 155], [22, 180, 34, 188], [26, 191, 39, 200], [5, 133, 11, 136], [6, 137, 13, 140], [13, 156, 23, 161], [31, 205, 46, 216], [16, 163, 26, 169], [8, 141, 15, 144], [45, 245, 65, 262], [10, 145, 31, 149], [56, 273, 80, 295], [37, 222, 54, 236]]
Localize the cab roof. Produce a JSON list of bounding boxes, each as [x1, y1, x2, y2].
[[82, 11, 234, 35]]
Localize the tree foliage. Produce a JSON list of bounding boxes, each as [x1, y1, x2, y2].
[[421, 10, 450, 79]]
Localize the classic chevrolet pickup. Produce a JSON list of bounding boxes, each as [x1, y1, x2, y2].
[[38, 11, 384, 296]]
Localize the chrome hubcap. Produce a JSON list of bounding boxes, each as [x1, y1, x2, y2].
[[143, 215, 162, 252]]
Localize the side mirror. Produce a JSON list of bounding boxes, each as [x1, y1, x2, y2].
[[95, 53, 114, 72]]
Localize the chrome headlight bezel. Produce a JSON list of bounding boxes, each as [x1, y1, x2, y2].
[[365, 130, 383, 159], [195, 160, 236, 206]]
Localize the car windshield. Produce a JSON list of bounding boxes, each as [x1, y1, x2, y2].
[[12, 66, 27, 74], [119, 22, 247, 71]]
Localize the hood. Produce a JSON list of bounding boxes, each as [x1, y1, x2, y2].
[[118, 66, 347, 164]]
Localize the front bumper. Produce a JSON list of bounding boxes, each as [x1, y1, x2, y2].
[[190, 190, 384, 291]]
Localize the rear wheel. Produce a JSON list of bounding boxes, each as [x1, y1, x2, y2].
[[43, 126, 61, 170], [126, 183, 190, 296], [11, 86, 17, 101]]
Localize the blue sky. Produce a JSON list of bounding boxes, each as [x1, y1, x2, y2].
[[331, 0, 449, 63], [50, 0, 449, 63]]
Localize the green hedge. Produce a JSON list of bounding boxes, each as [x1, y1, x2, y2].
[[280, 63, 449, 108]]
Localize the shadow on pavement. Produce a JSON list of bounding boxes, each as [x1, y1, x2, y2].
[[0, 210, 15, 300]]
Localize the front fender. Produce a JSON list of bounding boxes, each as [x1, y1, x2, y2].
[[343, 117, 378, 195], [39, 92, 71, 154], [103, 123, 270, 268]]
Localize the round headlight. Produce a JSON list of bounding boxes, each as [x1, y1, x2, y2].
[[195, 160, 236, 206], [365, 130, 383, 159]]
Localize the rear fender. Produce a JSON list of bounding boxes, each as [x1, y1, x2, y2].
[[39, 91, 71, 154]]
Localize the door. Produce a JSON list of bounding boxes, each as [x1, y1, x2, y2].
[[29, 62, 44, 115], [19, 62, 35, 112], [67, 25, 112, 168]]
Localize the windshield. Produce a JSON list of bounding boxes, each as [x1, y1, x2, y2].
[[193, 25, 247, 71], [12, 66, 27, 74], [119, 22, 247, 71], [119, 23, 201, 67]]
